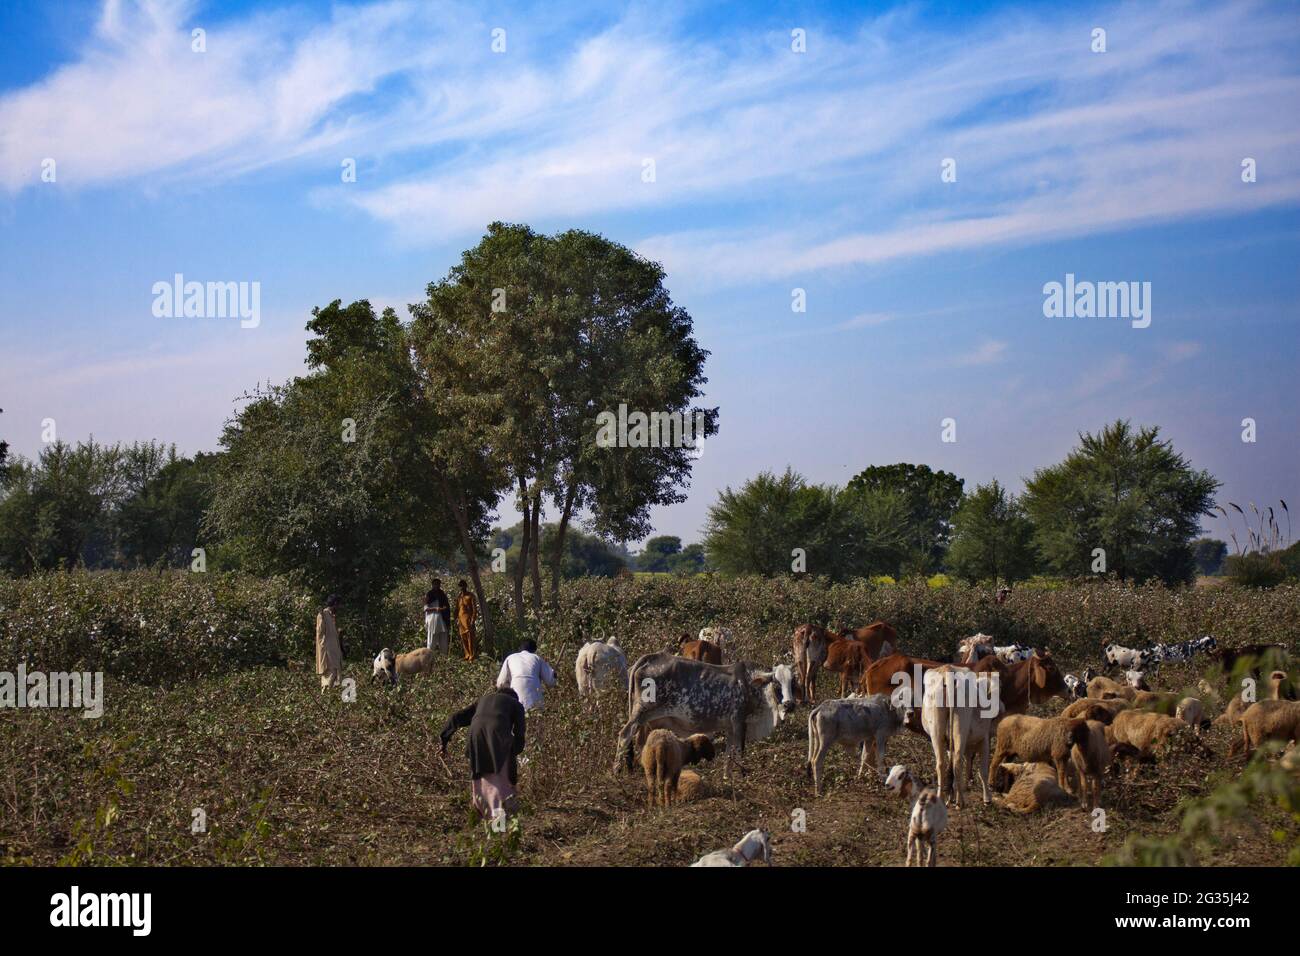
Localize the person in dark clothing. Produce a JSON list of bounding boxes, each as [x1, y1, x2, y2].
[[440, 687, 526, 820], [424, 578, 452, 653]]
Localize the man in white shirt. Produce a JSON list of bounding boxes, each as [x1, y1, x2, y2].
[[496, 639, 557, 711]]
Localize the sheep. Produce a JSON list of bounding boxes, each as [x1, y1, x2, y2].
[[1229, 700, 1300, 759], [989, 714, 1091, 794], [692, 828, 771, 866], [806, 693, 912, 796], [1060, 696, 1131, 724], [1106, 709, 1189, 758], [1216, 671, 1290, 726], [575, 637, 628, 697], [674, 769, 710, 803], [387, 647, 435, 683], [1175, 697, 1204, 735], [640, 729, 717, 807], [884, 764, 918, 801], [1132, 690, 1181, 714], [1069, 720, 1110, 810], [1087, 675, 1136, 700], [998, 761, 1075, 813], [905, 787, 947, 867]]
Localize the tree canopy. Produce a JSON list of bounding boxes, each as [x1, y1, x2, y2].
[[1022, 420, 1219, 584]]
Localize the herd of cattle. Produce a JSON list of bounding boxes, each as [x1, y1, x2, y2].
[[573, 623, 1299, 867]]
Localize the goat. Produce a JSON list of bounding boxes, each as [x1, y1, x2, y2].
[[905, 787, 947, 867], [692, 828, 772, 866]]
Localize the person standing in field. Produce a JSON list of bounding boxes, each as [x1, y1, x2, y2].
[[496, 639, 556, 712], [455, 579, 478, 661], [440, 686, 526, 822], [424, 578, 451, 653], [315, 594, 343, 690]]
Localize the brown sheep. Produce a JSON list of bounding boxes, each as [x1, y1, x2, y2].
[[394, 647, 436, 680], [1106, 709, 1189, 758], [1132, 690, 1180, 714], [1215, 670, 1289, 726], [1229, 700, 1300, 759], [1060, 697, 1131, 724], [1088, 675, 1137, 700], [1069, 719, 1111, 810], [998, 762, 1074, 813], [989, 714, 1091, 795], [640, 729, 716, 807], [674, 769, 711, 803]]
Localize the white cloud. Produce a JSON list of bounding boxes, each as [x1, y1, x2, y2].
[[2, 0, 1298, 285]]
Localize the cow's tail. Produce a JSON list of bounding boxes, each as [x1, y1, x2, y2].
[[805, 706, 819, 778]]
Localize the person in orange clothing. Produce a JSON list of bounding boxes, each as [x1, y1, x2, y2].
[[456, 579, 479, 661]]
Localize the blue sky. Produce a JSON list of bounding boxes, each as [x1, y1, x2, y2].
[[1, 0, 1297, 548]]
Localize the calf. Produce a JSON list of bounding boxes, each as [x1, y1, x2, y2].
[[792, 624, 835, 703], [678, 637, 723, 665], [806, 693, 911, 796], [839, 620, 898, 660]]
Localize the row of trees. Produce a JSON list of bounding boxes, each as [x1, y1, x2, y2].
[[703, 422, 1223, 586], [0, 439, 216, 575]]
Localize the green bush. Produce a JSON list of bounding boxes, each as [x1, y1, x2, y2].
[[4, 569, 1297, 685], [0, 571, 314, 684]]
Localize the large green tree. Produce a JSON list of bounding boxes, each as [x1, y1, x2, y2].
[[409, 223, 715, 622], [703, 468, 907, 580], [946, 480, 1038, 584], [206, 300, 469, 617], [845, 463, 964, 571], [1022, 420, 1219, 584]]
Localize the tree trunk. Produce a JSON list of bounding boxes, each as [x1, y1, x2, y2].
[[529, 488, 543, 612], [438, 477, 494, 656], [512, 475, 531, 629], [550, 481, 578, 604]]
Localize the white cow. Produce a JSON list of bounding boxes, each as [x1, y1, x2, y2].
[[574, 637, 628, 697], [921, 666, 1003, 808]]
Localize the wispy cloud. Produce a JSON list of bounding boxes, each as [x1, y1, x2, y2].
[[945, 339, 1009, 368], [3, 0, 1297, 290]]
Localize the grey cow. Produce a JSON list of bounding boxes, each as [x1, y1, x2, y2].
[[806, 693, 912, 796], [616, 653, 794, 779]]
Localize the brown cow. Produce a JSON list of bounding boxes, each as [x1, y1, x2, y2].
[[973, 650, 1068, 715], [839, 620, 898, 660], [792, 624, 835, 703], [678, 638, 723, 665]]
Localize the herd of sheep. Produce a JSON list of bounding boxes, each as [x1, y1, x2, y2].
[[574, 624, 1299, 867]]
